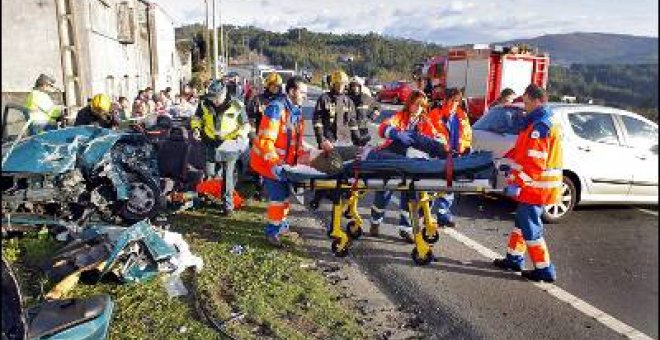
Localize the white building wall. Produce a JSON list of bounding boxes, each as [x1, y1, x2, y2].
[[151, 4, 178, 94], [1, 0, 63, 93], [83, 0, 150, 101]]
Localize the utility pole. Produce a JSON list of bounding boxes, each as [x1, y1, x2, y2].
[[204, 0, 210, 65], [212, 0, 219, 79], [219, 0, 224, 75]]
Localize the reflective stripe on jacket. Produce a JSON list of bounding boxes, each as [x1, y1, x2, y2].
[[250, 99, 304, 179], [505, 105, 563, 205], [25, 89, 62, 123], [429, 104, 472, 154], [377, 110, 445, 149], [191, 98, 249, 143]]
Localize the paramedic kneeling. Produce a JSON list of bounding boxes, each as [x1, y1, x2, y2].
[[492, 84, 563, 283]]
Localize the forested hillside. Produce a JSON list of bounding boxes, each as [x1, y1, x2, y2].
[[176, 25, 658, 121], [549, 64, 658, 121]]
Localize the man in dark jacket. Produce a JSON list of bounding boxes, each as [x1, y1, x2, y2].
[[309, 70, 370, 209], [347, 76, 380, 123], [74, 93, 118, 129], [313, 70, 369, 157]]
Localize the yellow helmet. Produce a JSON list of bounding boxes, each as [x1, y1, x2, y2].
[[263, 72, 282, 87], [330, 70, 349, 87], [90, 93, 111, 114]]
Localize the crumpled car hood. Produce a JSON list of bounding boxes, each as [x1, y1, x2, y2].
[[2, 126, 125, 174]]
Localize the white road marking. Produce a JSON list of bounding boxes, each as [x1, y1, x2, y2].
[[635, 207, 658, 217], [302, 101, 652, 338], [387, 196, 653, 339]]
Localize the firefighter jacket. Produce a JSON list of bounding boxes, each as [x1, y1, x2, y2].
[[348, 92, 379, 134], [313, 91, 360, 146], [24, 89, 62, 124], [378, 110, 443, 150], [246, 91, 285, 135], [429, 103, 472, 154], [190, 96, 250, 147], [250, 98, 305, 180], [504, 105, 563, 206]]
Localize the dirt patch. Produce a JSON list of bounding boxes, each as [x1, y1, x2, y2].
[[289, 204, 427, 339]]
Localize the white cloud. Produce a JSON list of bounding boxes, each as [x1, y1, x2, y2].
[[154, 0, 658, 45]]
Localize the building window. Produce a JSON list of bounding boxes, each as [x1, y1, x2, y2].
[[117, 1, 135, 44]]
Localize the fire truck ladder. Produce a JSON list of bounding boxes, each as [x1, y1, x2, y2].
[[55, 0, 84, 115]]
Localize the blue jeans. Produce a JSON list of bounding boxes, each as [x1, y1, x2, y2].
[[367, 147, 412, 230], [206, 138, 249, 211], [431, 193, 455, 225]]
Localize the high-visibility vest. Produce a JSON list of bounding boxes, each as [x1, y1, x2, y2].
[[24, 89, 62, 123], [377, 110, 445, 149], [191, 99, 249, 142], [250, 99, 304, 179], [429, 104, 472, 154], [505, 106, 563, 205]]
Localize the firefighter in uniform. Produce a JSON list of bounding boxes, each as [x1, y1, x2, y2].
[[428, 88, 472, 228], [25, 74, 64, 133], [313, 70, 367, 155], [73, 93, 118, 129], [191, 79, 251, 215], [250, 76, 308, 246], [247, 72, 285, 139], [309, 70, 369, 209], [369, 90, 447, 241], [347, 76, 380, 123], [492, 84, 562, 283]]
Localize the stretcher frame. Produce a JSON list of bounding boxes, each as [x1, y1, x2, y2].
[[288, 165, 503, 265]]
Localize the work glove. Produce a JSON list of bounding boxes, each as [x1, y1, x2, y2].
[[503, 184, 521, 198], [390, 129, 413, 147]]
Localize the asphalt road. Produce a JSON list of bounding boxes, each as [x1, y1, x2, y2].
[[298, 85, 659, 339]]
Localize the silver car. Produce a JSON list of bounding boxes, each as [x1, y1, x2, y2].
[[472, 103, 658, 222]]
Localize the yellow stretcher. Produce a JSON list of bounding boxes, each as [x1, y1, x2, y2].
[[282, 151, 503, 265]]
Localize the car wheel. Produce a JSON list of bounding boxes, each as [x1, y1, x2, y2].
[[118, 175, 163, 223], [542, 176, 576, 224]]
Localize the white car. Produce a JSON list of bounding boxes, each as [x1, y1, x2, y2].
[[472, 103, 658, 223]]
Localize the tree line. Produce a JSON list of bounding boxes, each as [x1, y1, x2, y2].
[[176, 24, 658, 121]]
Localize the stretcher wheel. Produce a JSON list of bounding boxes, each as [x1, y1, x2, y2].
[[331, 238, 349, 257], [421, 228, 439, 244], [346, 221, 363, 240], [411, 247, 433, 265]]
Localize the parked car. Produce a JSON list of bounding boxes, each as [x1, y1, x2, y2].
[[472, 103, 658, 223], [377, 81, 412, 105]]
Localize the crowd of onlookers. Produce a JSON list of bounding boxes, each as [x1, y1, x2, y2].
[[108, 84, 200, 125]]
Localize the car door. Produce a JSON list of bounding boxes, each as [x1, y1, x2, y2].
[[380, 83, 393, 101], [566, 111, 633, 196], [616, 114, 659, 199]]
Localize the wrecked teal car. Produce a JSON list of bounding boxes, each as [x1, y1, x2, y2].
[[2, 124, 163, 225]]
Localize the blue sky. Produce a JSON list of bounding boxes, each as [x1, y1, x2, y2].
[[155, 0, 658, 45]]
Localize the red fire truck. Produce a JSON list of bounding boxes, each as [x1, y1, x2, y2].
[[419, 44, 550, 122]]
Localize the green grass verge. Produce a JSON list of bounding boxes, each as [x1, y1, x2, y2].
[[2, 199, 365, 339]]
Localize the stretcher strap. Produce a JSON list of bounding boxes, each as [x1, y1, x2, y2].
[[446, 152, 454, 187]]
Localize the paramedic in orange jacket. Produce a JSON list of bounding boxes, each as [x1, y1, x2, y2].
[[492, 84, 562, 283], [428, 88, 472, 228], [369, 90, 447, 241], [249, 76, 308, 246]]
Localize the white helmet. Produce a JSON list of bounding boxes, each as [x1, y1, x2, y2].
[[350, 76, 365, 86]]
